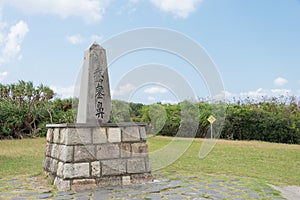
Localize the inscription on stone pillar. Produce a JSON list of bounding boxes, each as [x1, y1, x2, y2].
[[77, 43, 112, 124]]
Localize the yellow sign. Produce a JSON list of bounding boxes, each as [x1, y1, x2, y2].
[[207, 115, 216, 124]]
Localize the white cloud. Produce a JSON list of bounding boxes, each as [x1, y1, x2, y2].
[[147, 96, 155, 101], [112, 83, 136, 96], [270, 89, 291, 96], [129, 0, 140, 3], [0, 19, 7, 30], [223, 90, 235, 99], [144, 86, 168, 94], [0, 71, 8, 82], [0, 20, 29, 66], [116, 0, 138, 16], [3, 0, 110, 23], [90, 34, 103, 42], [161, 99, 178, 104], [240, 88, 268, 98], [273, 77, 288, 87], [66, 34, 85, 45], [150, 0, 203, 18], [66, 34, 103, 45], [50, 85, 75, 99], [224, 88, 293, 102], [211, 90, 228, 101]]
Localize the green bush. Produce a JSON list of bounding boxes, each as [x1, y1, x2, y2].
[[221, 102, 300, 144], [112, 99, 300, 144], [0, 81, 75, 138], [1, 81, 300, 144]]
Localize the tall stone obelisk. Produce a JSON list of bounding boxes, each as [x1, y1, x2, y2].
[[44, 43, 152, 191], [77, 43, 112, 124]]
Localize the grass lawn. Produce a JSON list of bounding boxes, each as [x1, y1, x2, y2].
[[0, 136, 299, 187], [0, 138, 46, 179], [148, 136, 300, 186]]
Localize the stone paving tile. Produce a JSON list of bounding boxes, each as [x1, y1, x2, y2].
[[56, 191, 74, 196], [73, 194, 91, 200], [144, 193, 163, 199], [24, 191, 38, 196], [73, 197, 90, 200], [167, 196, 186, 200], [92, 192, 113, 200], [161, 190, 177, 195], [181, 191, 201, 196], [0, 172, 287, 200], [37, 193, 53, 199], [54, 195, 73, 199], [209, 193, 229, 199], [0, 194, 13, 198]]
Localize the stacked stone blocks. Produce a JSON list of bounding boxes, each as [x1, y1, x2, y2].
[[43, 124, 152, 191]]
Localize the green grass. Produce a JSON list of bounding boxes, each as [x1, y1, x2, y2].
[[148, 136, 300, 186], [0, 138, 46, 179], [0, 136, 299, 187]]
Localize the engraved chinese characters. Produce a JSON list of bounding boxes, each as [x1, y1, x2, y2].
[[77, 43, 112, 124], [93, 51, 105, 119]]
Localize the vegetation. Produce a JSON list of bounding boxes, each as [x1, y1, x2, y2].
[[113, 99, 300, 144], [222, 100, 300, 144], [0, 81, 75, 139], [149, 136, 300, 186], [0, 138, 46, 177], [0, 137, 299, 186], [1, 81, 300, 145]]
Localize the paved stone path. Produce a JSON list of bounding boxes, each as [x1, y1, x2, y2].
[[0, 172, 286, 199]]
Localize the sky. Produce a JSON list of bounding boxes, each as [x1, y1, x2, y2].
[[0, 0, 300, 104]]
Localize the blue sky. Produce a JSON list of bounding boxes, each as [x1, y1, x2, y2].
[[0, 0, 300, 104]]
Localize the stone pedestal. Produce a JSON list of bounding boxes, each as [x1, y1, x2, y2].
[[43, 123, 152, 191]]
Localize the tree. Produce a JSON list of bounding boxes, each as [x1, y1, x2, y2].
[[0, 81, 74, 139]]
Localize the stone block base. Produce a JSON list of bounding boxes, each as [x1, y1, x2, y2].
[[43, 123, 152, 191]]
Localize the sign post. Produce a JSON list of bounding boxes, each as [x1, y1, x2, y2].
[[207, 115, 216, 139]]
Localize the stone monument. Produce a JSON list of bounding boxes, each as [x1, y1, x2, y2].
[[76, 43, 112, 124], [43, 43, 152, 191]]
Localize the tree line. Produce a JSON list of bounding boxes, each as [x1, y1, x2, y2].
[[0, 81, 74, 139], [1, 81, 299, 144]]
